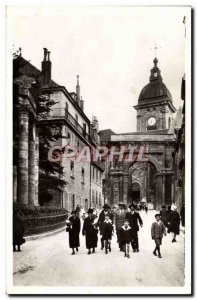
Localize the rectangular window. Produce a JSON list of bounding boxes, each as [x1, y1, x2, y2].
[[70, 161, 74, 178], [65, 103, 69, 118], [83, 123, 86, 137], [75, 114, 78, 126], [81, 167, 85, 184]]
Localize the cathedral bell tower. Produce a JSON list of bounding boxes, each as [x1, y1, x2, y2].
[[134, 57, 176, 132]]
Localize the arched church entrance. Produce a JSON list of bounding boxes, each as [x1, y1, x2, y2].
[[128, 161, 157, 208]]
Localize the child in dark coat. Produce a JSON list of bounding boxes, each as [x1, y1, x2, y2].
[[151, 214, 166, 258], [101, 214, 114, 254], [66, 210, 81, 255], [120, 219, 132, 258]]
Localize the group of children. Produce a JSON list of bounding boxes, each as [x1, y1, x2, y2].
[[66, 208, 167, 259]]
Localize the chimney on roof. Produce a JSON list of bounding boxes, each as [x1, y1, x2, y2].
[[76, 75, 80, 105], [92, 116, 99, 132], [80, 96, 84, 111], [41, 48, 52, 87]]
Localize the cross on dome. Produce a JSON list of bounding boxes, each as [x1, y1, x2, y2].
[[151, 43, 161, 58]]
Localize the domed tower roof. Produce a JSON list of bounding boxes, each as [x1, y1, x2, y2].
[[138, 58, 172, 103]]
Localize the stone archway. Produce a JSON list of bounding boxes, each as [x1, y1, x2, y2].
[[128, 160, 157, 207]]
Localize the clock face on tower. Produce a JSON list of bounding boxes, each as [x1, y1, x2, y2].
[[147, 117, 156, 126]]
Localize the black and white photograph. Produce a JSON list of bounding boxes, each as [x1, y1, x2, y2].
[[6, 5, 191, 295]]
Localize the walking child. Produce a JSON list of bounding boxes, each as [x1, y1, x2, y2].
[[98, 204, 113, 250], [101, 214, 113, 254], [120, 219, 132, 258], [151, 214, 166, 258]]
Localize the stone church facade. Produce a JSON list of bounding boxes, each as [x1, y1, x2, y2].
[[100, 58, 177, 210]]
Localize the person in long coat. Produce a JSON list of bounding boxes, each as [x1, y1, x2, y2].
[[66, 210, 81, 255], [126, 204, 143, 252], [160, 205, 168, 227], [151, 214, 166, 258], [82, 208, 98, 255], [114, 203, 127, 251], [180, 204, 185, 227], [13, 210, 25, 252], [98, 204, 113, 250], [168, 206, 180, 242]]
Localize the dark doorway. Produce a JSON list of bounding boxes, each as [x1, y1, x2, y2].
[[132, 183, 140, 204], [132, 190, 140, 204]]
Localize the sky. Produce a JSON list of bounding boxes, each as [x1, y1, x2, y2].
[[9, 6, 189, 133]]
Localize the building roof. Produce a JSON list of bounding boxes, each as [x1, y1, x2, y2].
[[13, 54, 91, 125], [113, 129, 170, 136], [13, 56, 59, 88], [138, 58, 172, 103], [110, 132, 175, 142]]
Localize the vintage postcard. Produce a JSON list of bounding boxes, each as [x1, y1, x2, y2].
[[6, 5, 192, 295]]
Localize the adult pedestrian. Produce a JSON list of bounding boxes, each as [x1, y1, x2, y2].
[[180, 204, 185, 227], [98, 204, 113, 250], [126, 204, 143, 252], [82, 208, 98, 254], [160, 205, 168, 227], [114, 203, 127, 251], [75, 205, 80, 217], [13, 210, 25, 252], [167, 205, 172, 218], [168, 206, 181, 242], [66, 210, 81, 255]]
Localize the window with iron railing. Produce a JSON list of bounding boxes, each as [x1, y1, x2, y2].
[[48, 108, 90, 141]]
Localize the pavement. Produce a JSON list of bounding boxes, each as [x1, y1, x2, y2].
[[13, 210, 185, 287]]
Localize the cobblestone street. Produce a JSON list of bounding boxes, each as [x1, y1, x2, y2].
[[13, 210, 185, 287]]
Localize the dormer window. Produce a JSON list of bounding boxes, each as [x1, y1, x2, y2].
[[154, 72, 157, 78]]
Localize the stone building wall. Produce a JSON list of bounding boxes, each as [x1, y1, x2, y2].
[[91, 164, 103, 209]]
